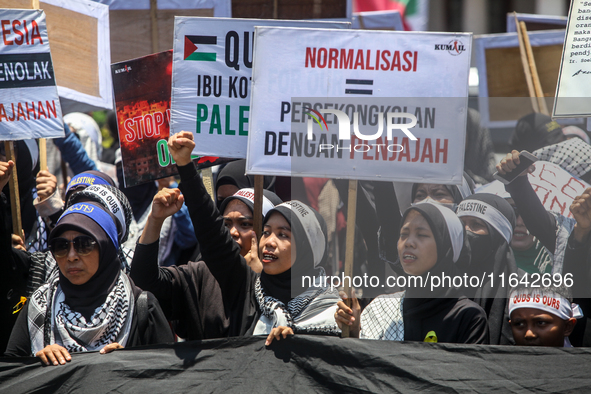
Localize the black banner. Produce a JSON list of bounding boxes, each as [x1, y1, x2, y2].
[[2, 336, 591, 393], [0, 53, 55, 89]]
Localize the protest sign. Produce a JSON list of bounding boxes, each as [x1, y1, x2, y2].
[[476, 161, 590, 219], [474, 29, 565, 129], [1, 0, 113, 113], [553, 0, 591, 118], [0, 8, 63, 139], [245, 27, 472, 184], [351, 10, 404, 31], [112, 50, 230, 188], [93, 0, 231, 63], [170, 17, 349, 159], [506, 13, 567, 33]]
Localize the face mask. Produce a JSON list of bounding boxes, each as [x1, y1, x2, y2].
[[412, 197, 458, 212], [465, 230, 493, 264]]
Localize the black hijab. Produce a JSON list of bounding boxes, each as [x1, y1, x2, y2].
[[48, 202, 121, 320], [216, 160, 276, 207], [259, 201, 327, 305], [456, 193, 518, 344]]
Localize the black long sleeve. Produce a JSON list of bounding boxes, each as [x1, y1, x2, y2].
[[129, 162, 256, 340], [505, 176, 557, 253]]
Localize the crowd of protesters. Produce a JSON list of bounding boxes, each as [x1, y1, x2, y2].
[[2, 109, 591, 367]]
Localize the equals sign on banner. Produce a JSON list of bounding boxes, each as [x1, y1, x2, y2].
[[345, 79, 373, 95]]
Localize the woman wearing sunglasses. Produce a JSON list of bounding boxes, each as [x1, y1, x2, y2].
[[4, 202, 173, 365]]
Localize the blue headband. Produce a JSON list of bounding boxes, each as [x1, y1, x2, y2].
[[58, 203, 119, 249], [66, 173, 109, 192]]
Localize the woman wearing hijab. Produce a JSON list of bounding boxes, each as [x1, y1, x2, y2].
[[215, 159, 275, 208], [336, 202, 488, 344], [34, 169, 118, 229], [130, 132, 340, 342], [375, 172, 475, 274], [4, 201, 173, 363], [455, 193, 519, 345], [218, 188, 282, 273]]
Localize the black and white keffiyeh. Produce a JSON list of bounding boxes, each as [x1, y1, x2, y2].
[[360, 292, 405, 341], [533, 138, 591, 179], [253, 268, 341, 336], [28, 271, 134, 355]]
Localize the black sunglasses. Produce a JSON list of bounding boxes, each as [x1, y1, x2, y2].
[[49, 236, 97, 258]]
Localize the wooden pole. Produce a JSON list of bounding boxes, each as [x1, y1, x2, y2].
[[273, 0, 278, 19], [38, 138, 47, 172], [514, 13, 540, 113], [519, 21, 550, 116], [150, 0, 159, 53], [341, 179, 358, 338], [253, 175, 264, 241], [60, 157, 68, 193], [201, 167, 215, 201], [4, 141, 23, 239]]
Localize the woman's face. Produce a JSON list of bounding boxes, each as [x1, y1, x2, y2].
[[55, 230, 100, 285], [413, 184, 455, 204], [398, 210, 438, 276], [259, 212, 294, 275], [460, 216, 489, 235], [223, 200, 254, 257], [217, 184, 239, 206]]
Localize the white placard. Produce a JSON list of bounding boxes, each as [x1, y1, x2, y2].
[[0, 9, 64, 140], [554, 0, 591, 118], [170, 17, 349, 159], [44, 0, 113, 114], [474, 30, 566, 129], [351, 10, 404, 31], [246, 27, 472, 184], [476, 161, 590, 219], [506, 13, 567, 33]]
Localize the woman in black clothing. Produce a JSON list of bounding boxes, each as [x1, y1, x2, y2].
[[4, 202, 172, 363], [456, 193, 518, 345], [336, 201, 488, 344], [130, 131, 340, 343]]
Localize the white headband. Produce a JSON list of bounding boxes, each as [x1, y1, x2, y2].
[[509, 291, 584, 320], [277, 201, 325, 267], [457, 200, 513, 244], [232, 188, 275, 216], [84, 185, 127, 240]]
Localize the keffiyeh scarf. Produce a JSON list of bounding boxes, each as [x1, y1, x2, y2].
[[253, 268, 341, 336], [28, 271, 134, 355]]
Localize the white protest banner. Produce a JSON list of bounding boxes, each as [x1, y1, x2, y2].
[[474, 30, 565, 129], [246, 27, 471, 184], [0, 9, 63, 140], [170, 17, 349, 159], [554, 0, 591, 118], [476, 161, 590, 219]]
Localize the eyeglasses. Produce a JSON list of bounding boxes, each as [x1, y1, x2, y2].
[[49, 236, 97, 258]]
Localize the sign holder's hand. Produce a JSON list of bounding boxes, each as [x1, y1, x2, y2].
[[335, 290, 361, 338], [0, 160, 14, 191], [570, 187, 591, 243]]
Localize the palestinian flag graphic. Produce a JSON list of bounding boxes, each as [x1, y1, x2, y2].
[[184, 35, 217, 61]]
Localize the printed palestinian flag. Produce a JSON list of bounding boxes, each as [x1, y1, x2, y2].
[[184, 35, 217, 61]]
